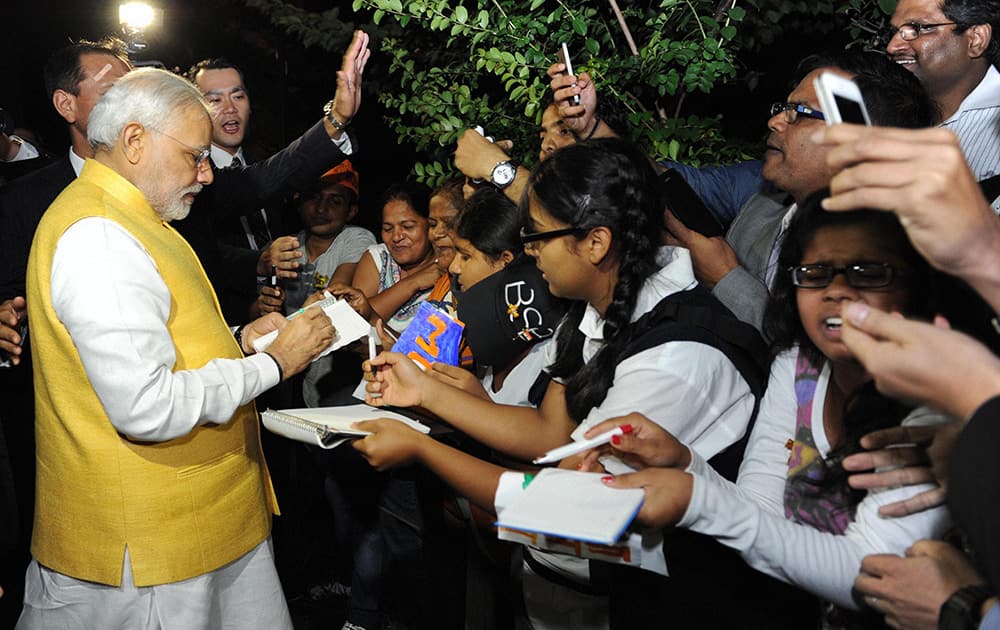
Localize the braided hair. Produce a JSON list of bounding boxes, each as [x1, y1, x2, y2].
[[529, 138, 664, 422]]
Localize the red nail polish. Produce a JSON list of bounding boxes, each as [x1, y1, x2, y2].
[[601, 475, 614, 483], [611, 435, 622, 445], [620, 424, 634, 434]]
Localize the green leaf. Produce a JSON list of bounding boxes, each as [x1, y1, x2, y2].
[[415, 162, 425, 177], [721, 25, 737, 40], [877, 0, 897, 14], [572, 17, 587, 35], [454, 5, 468, 23], [668, 139, 680, 161], [530, 0, 545, 9], [728, 6, 746, 21]]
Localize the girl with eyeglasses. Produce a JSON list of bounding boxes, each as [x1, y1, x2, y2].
[[592, 190, 952, 627], [352, 138, 764, 628]]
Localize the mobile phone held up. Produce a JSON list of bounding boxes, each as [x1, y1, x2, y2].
[[813, 71, 872, 126], [660, 170, 726, 239], [559, 43, 581, 107]]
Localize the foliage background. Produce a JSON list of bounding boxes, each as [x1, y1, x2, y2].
[[241, 0, 897, 187]]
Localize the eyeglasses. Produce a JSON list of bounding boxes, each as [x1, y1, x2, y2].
[[519, 226, 585, 250], [770, 102, 825, 124], [882, 21, 959, 42], [790, 263, 901, 289], [147, 126, 212, 171]]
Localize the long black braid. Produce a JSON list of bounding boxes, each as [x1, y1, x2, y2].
[[528, 138, 664, 422]]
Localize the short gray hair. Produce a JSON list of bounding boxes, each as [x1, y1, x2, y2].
[[88, 67, 210, 151]]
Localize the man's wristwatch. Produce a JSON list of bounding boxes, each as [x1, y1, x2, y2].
[[322, 100, 348, 132], [490, 160, 517, 190], [940, 585, 994, 630]]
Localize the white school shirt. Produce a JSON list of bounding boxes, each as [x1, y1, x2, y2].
[[553, 246, 755, 463]]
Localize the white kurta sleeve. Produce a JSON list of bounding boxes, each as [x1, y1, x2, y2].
[[50, 217, 280, 442]]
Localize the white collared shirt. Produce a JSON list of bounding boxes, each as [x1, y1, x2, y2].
[[941, 65, 1000, 209], [69, 147, 86, 177], [544, 247, 755, 462]]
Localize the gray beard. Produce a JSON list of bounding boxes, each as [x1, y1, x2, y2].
[[151, 185, 202, 222]]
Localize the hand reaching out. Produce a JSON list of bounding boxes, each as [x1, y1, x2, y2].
[[257, 236, 301, 277], [352, 418, 429, 471], [363, 351, 432, 408], [579, 412, 691, 472], [842, 422, 959, 517]]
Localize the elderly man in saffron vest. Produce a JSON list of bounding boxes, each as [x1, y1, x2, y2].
[[19, 67, 337, 629]]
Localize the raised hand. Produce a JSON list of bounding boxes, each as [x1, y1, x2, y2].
[[331, 30, 372, 127]]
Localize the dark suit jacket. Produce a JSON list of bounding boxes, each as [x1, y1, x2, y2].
[[0, 156, 76, 301], [712, 192, 792, 333], [173, 121, 354, 322], [0, 121, 353, 322]]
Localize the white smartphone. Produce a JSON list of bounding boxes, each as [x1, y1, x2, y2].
[[559, 43, 581, 106], [813, 71, 871, 126]]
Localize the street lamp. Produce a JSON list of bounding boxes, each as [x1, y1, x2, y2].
[[119, 2, 162, 55]]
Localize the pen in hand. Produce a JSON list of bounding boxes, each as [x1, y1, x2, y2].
[[532, 425, 633, 465], [368, 328, 381, 399]]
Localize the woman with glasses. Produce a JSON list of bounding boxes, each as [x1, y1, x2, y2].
[[353, 138, 762, 628], [594, 190, 951, 626]]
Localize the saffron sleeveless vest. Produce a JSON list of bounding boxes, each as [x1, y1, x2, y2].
[[26, 159, 277, 586]]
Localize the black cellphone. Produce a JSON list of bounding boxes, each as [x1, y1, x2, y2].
[[659, 170, 726, 238], [0, 318, 27, 366]]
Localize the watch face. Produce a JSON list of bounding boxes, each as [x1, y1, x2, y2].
[[492, 162, 516, 187]]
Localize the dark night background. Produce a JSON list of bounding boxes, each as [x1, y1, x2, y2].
[[1, 0, 847, 226]]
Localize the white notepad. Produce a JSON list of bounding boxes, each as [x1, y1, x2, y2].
[[261, 404, 429, 449], [495, 468, 644, 545], [253, 296, 370, 359]]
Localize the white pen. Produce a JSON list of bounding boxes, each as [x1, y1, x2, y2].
[[367, 328, 382, 399], [532, 426, 629, 465]]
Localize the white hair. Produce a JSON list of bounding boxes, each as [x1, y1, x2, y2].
[[87, 67, 210, 151]]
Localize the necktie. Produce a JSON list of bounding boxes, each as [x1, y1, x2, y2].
[[230, 157, 272, 250]]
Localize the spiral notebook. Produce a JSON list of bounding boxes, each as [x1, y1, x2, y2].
[[495, 468, 644, 545], [261, 404, 430, 449]]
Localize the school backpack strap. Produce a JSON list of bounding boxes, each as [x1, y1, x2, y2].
[[619, 285, 771, 481]]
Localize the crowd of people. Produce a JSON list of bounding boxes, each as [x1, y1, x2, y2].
[[0, 0, 998, 628]]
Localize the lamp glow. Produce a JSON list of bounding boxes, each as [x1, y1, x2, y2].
[[119, 2, 155, 30]]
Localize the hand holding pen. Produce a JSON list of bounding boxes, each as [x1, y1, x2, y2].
[[257, 236, 302, 277], [256, 265, 285, 315], [578, 412, 692, 472]]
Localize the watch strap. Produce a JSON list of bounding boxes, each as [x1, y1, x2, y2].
[[940, 585, 994, 630], [323, 100, 348, 132]]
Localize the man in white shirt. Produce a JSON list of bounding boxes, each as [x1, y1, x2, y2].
[[17, 66, 338, 630], [887, 0, 1000, 185]]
